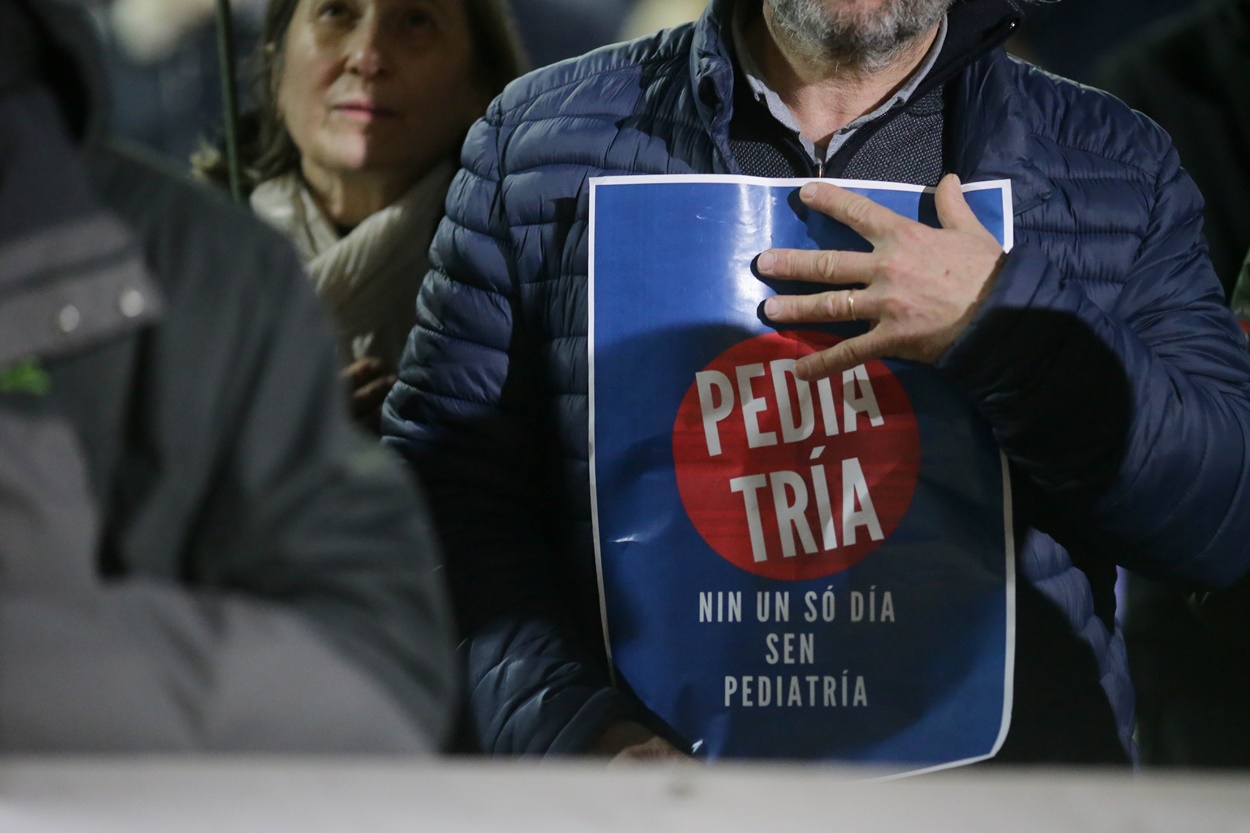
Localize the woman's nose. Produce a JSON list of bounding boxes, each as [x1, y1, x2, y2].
[[344, 22, 387, 77]]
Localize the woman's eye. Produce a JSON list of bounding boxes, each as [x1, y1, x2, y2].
[[403, 10, 433, 29], [316, 1, 351, 21]]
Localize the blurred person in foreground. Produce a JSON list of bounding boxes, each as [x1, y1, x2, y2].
[[0, 0, 457, 752], [198, 0, 525, 431], [382, 0, 1250, 762]]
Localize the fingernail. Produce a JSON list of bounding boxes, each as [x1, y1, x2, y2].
[[764, 297, 780, 318], [800, 183, 818, 200], [757, 251, 776, 273]]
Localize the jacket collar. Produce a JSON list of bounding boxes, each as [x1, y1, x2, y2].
[[687, 0, 1054, 215]]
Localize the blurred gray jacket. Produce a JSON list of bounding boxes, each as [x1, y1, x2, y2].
[[0, 0, 457, 752]]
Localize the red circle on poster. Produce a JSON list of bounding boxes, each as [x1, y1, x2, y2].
[[672, 331, 920, 581]]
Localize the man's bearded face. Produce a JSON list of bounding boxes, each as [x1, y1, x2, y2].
[[766, 0, 953, 68]]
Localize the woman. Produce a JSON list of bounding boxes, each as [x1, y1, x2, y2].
[[200, 0, 524, 429]]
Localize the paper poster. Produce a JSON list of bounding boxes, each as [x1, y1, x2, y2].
[[589, 175, 1015, 774]]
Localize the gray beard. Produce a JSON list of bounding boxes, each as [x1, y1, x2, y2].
[[766, 0, 952, 71]]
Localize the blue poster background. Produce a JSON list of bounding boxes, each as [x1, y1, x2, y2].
[[589, 176, 1015, 771]]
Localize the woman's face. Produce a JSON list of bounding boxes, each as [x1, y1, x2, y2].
[[276, 0, 485, 188]]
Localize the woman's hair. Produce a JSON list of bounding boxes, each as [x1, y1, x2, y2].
[[195, 0, 527, 192]]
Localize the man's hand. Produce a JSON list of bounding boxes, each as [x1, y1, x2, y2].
[[758, 174, 1006, 381], [591, 721, 690, 763]]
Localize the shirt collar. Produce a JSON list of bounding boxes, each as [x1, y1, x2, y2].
[[731, 6, 949, 165]]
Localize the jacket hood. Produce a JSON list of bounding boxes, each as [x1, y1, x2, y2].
[[16, 0, 112, 147]]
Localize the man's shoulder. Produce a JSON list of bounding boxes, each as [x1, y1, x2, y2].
[[996, 53, 1174, 179], [491, 24, 698, 125]]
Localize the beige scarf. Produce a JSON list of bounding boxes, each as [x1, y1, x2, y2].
[[250, 160, 454, 370]]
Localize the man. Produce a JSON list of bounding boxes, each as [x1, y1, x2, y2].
[[0, 0, 457, 751], [383, 0, 1250, 762]]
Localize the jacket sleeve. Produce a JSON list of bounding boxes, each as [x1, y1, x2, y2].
[[937, 144, 1250, 589], [382, 102, 637, 755], [0, 151, 459, 753]]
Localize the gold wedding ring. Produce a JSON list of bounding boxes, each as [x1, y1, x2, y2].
[[848, 289, 857, 321]]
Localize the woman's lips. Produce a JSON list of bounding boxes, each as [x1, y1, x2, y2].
[[332, 103, 400, 121]]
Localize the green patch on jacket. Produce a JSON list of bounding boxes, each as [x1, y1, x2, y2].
[[0, 359, 50, 396]]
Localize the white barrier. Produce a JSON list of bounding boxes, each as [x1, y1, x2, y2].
[[1, 758, 1248, 833]]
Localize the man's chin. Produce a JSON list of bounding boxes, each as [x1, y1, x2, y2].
[[767, 0, 949, 68]]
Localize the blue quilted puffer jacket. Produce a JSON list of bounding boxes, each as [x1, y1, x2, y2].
[[383, 0, 1250, 761]]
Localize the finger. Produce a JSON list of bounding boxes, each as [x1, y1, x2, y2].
[[756, 248, 876, 285], [764, 289, 866, 325], [794, 329, 893, 381], [934, 173, 994, 239], [798, 181, 904, 243], [342, 356, 382, 385], [353, 374, 397, 412]]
